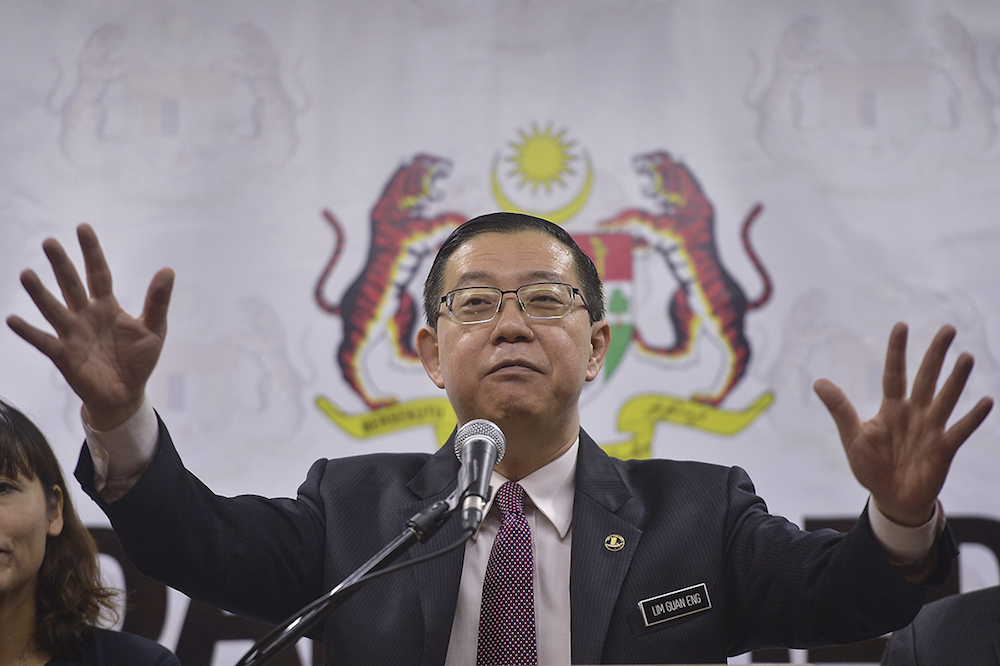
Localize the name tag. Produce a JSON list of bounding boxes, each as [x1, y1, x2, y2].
[[637, 583, 712, 627]]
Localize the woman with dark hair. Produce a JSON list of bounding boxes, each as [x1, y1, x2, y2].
[[0, 398, 179, 666]]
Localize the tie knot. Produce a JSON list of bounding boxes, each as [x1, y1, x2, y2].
[[495, 481, 525, 516]]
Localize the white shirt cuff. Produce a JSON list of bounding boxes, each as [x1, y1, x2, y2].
[[83, 395, 159, 502], [868, 497, 942, 565]]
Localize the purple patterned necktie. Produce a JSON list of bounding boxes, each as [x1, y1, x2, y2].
[[477, 481, 538, 666]]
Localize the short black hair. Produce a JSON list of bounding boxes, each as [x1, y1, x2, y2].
[[422, 212, 605, 328]]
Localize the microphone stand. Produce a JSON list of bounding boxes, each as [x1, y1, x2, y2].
[[235, 495, 461, 666]]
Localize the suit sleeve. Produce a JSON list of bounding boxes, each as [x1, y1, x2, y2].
[[721, 466, 955, 654], [75, 414, 328, 625]]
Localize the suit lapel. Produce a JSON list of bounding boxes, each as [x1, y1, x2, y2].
[[570, 431, 642, 665], [395, 430, 644, 664], [399, 437, 465, 665]]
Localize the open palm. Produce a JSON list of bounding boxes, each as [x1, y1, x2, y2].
[[6, 224, 174, 430], [815, 323, 993, 527]]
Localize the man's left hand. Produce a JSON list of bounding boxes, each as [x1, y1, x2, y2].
[[815, 322, 993, 527]]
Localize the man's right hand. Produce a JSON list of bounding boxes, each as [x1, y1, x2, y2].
[[6, 223, 174, 431]]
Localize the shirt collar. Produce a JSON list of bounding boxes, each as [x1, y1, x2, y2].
[[483, 438, 578, 539]]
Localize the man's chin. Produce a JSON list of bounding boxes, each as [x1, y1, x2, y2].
[[463, 395, 544, 427]]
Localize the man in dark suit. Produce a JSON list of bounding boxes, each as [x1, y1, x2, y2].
[[7, 213, 994, 664], [881, 585, 1000, 665]]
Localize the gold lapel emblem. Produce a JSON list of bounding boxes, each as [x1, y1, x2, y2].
[[604, 534, 625, 551]]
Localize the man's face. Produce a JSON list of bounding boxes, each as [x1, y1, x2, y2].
[[417, 230, 609, 432]]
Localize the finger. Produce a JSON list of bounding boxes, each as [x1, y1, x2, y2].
[[78, 223, 115, 300], [927, 351, 973, 427], [814, 378, 862, 446], [910, 325, 956, 407], [142, 267, 175, 337], [41, 237, 89, 312], [19, 269, 74, 335], [882, 322, 909, 401], [942, 396, 994, 454], [6, 314, 63, 361]]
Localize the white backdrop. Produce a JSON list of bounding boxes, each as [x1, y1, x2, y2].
[[2, 1, 999, 664]]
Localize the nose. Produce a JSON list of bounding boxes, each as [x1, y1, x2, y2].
[[490, 293, 534, 343]]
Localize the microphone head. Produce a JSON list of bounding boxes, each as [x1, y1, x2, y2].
[[454, 419, 506, 463]]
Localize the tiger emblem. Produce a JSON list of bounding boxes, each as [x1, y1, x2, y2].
[[599, 151, 772, 406], [315, 154, 465, 409]]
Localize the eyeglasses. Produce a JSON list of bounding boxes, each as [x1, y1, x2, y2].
[[440, 282, 587, 325]]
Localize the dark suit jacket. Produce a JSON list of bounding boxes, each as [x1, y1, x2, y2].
[[47, 628, 180, 666], [77, 416, 953, 665], [881, 585, 1000, 666]]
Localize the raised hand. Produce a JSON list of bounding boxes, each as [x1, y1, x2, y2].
[[6, 224, 174, 430], [814, 322, 993, 527]]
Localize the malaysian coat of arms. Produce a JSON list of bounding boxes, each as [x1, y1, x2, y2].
[[314, 126, 774, 459]]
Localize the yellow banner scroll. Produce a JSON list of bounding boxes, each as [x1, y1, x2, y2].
[[318, 390, 771, 460], [316, 395, 457, 448], [601, 391, 774, 460]]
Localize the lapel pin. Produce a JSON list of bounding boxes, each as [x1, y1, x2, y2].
[[604, 534, 625, 551]]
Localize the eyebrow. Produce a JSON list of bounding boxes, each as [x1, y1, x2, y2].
[[452, 269, 567, 289]]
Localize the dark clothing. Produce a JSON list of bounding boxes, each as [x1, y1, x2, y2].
[[76, 416, 954, 665], [881, 584, 1000, 665], [47, 628, 179, 666]]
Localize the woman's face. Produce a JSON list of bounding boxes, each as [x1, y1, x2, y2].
[[0, 471, 63, 603]]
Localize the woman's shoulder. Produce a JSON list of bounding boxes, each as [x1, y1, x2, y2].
[[48, 628, 180, 666]]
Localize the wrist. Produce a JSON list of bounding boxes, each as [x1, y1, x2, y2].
[[871, 499, 936, 528], [83, 397, 145, 432]]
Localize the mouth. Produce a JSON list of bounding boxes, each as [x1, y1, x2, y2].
[[487, 360, 541, 375]]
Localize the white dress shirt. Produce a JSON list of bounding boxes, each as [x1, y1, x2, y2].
[[445, 440, 578, 666]]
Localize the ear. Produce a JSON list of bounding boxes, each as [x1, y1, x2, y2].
[[585, 320, 611, 382], [416, 325, 446, 389], [47, 485, 65, 538]]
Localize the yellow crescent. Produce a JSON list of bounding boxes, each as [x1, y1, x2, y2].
[[490, 152, 594, 225]]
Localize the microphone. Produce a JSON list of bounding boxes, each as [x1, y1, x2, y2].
[[453, 419, 506, 532]]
